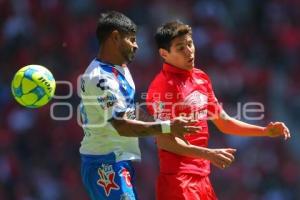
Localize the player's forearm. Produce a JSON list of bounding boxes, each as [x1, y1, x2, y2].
[[157, 136, 211, 159], [110, 118, 165, 137], [135, 107, 155, 122], [222, 118, 267, 136], [171, 144, 211, 159], [213, 112, 268, 136]]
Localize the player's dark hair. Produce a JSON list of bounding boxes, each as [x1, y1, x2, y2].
[[96, 11, 137, 45], [155, 20, 192, 51]]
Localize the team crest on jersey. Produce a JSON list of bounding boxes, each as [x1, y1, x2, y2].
[[119, 167, 132, 187], [97, 164, 120, 196]]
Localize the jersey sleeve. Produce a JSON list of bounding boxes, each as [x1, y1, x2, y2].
[[206, 75, 223, 118]]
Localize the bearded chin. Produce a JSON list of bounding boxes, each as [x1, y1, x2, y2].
[[126, 54, 135, 64]]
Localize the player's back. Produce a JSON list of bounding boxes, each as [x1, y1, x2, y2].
[[79, 59, 141, 162]]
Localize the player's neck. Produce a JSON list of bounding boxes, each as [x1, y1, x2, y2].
[[97, 46, 124, 66]]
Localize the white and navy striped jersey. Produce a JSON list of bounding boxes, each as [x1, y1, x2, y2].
[[79, 59, 141, 162]]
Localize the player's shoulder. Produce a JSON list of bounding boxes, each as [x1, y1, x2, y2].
[[193, 67, 208, 77], [193, 67, 211, 81], [82, 59, 118, 92], [148, 70, 178, 94], [84, 59, 114, 79], [149, 70, 168, 86]]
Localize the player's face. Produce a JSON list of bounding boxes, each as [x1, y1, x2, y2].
[[119, 33, 138, 64], [163, 34, 195, 70]]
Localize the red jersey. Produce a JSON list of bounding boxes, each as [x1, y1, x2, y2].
[[146, 63, 222, 176]]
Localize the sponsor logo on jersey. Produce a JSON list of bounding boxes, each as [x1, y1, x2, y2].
[[119, 167, 132, 187], [96, 78, 110, 90], [184, 91, 207, 107], [174, 91, 208, 120], [97, 95, 117, 110]]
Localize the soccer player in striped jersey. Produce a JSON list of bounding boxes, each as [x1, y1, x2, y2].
[[79, 12, 199, 200]]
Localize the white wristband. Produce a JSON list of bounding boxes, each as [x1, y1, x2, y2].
[[160, 120, 171, 134]]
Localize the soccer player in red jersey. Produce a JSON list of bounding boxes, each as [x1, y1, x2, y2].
[[146, 21, 291, 200]]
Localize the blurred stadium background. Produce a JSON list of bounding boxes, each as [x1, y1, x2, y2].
[[0, 0, 299, 199]]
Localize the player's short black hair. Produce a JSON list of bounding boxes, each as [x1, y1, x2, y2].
[[96, 11, 137, 45], [155, 20, 192, 51]]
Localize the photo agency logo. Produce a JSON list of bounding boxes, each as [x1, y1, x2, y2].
[[49, 76, 265, 126]]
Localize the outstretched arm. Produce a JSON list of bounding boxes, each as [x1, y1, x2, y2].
[[212, 110, 291, 140]]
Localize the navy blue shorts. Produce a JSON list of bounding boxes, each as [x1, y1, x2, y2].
[[81, 153, 138, 200]]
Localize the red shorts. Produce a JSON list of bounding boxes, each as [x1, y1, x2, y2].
[[157, 173, 218, 200]]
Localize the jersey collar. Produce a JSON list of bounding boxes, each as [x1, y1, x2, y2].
[[95, 58, 127, 75], [163, 63, 193, 76]]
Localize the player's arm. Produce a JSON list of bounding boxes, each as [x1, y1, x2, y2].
[[135, 106, 155, 122], [156, 135, 236, 169], [110, 113, 200, 138], [85, 74, 200, 138], [211, 110, 291, 140]]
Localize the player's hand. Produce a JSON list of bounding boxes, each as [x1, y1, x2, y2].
[[265, 122, 291, 140], [207, 148, 236, 170], [170, 117, 201, 143]]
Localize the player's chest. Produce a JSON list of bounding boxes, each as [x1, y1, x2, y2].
[[112, 69, 135, 101], [175, 77, 209, 109]]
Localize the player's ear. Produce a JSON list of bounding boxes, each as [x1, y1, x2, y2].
[[111, 30, 121, 43], [159, 48, 168, 60]]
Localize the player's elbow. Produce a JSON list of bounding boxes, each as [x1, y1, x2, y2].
[[110, 119, 128, 136], [216, 123, 233, 134], [212, 117, 232, 134], [110, 118, 136, 137]]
